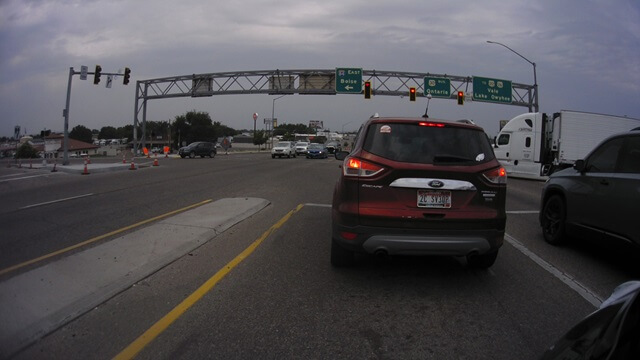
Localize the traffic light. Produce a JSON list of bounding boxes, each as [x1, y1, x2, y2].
[[93, 65, 102, 85], [409, 87, 416, 101], [123, 67, 131, 85], [457, 91, 464, 105], [364, 81, 371, 99]]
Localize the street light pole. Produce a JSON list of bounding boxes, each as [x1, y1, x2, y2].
[[271, 94, 287, 149], [486, 40, 539, 112], [272, 94, 287, 121]]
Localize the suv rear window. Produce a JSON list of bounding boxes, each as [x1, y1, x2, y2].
[[362, 122, 495, 164]]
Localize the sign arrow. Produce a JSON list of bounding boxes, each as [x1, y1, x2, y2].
[[345, 85, 353, 91]]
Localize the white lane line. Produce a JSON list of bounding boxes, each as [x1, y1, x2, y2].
[[19, 193, 94, 210], [0, 173, 27, 179], [507, 210, 539, 214], [0, 174, 55, 183], [505, 234, 603, 308], [305, 203, 332, 208]]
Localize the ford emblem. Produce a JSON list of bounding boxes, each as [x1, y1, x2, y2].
[[428, 180, 444, 188]]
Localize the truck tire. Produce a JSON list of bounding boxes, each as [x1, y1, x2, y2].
[[541, 195, 567, 245]]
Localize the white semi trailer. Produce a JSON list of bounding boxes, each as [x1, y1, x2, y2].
[[494, 111, 640, 180]]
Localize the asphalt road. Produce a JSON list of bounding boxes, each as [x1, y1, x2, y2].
[[0, 153, 637, 359]]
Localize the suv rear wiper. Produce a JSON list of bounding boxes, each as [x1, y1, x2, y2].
[[433, 154, 475, 163]]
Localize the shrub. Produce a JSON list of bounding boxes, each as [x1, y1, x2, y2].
[[16, 143, 40, 158]]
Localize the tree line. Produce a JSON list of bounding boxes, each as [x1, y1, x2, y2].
[[10, 111, 320, 158], [68, 111, 317, 148]]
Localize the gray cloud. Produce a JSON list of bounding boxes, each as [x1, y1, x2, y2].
[[1, 0, 639, 138]]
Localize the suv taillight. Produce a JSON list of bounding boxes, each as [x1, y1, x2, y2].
[[344, 157, 384, 177], [483, 167, 507, 184]]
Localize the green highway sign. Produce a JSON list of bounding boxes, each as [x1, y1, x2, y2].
[[472, 76, 512, 104], [335, 68, 362, 93], [424, 77, 451, 98]]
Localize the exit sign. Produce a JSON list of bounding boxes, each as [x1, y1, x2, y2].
[[335, 68, 362, 93]]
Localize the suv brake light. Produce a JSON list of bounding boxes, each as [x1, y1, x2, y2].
[[344, 157, 384, 177], [418, 121, 445, 127], [483, 167, 507, 184]]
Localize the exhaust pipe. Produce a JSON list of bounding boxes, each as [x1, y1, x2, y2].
[[374, 249, 389, 259]]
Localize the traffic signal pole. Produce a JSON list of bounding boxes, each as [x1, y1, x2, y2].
[[62, 67, 74, 165], [62, 66, 130, 165]]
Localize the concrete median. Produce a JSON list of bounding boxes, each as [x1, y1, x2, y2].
[[0, 197, 270, 358]]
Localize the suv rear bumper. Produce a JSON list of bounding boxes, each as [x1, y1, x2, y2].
[[332, 223, 504, 257]]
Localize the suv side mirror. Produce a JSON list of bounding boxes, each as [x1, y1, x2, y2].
[[335, 151, 349, 161], [573, 159, 586, 172]]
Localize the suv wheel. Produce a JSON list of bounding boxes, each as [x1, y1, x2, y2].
[[541, 195, 567, 245], [467, 250, 498, 269], [331, 238, 354, 267], [189, 151, 195, 159], [209, 151, 216, 158]]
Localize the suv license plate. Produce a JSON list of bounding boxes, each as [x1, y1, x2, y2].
[[417, 190, 451, 208]]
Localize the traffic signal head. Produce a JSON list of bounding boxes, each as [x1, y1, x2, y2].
[[93, 65, 102, 85], [457, 91, 464, 105], [123, 67, 131, 85], [409, 87, 416, 101], [364, 81, 371, 99]]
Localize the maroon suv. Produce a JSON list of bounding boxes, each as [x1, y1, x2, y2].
[[331, 117, 507, 268]]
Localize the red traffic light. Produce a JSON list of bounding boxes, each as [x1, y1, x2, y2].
[[364, 81, 371, 99], [457, 91, 464, 105], [409, 87, 416, 101]]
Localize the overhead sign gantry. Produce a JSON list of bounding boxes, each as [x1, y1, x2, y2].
[[133, 68, 537, 152]]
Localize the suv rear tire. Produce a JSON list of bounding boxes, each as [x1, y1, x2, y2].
[[189, 151, 195, 159], [209, 151, 216, 158], [331, 238, 354, 267]]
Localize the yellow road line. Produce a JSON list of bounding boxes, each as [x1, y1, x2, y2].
[[0, 199, 213, 277], [113, 204, 305, 360]]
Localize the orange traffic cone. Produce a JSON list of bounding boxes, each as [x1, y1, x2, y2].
[[153, 157, 159, 167], [122, 155, 126, 164], [82, 160, 90, 175], [129, 161, 136, 170], [87, 155, 91, 164]]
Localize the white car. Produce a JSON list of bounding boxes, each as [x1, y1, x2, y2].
[[294, 142, 309, 155], [271, 141, 296, 158]]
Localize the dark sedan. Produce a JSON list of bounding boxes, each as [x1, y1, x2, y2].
[[306, 143, 329, 159], [178, 142, 217, 158]]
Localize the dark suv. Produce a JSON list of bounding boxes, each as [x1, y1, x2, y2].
[[179, 142, 217, 158], [540, 130, 640, 249], [331, 117, 507, 268]]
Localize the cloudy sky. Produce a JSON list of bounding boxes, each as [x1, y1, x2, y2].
[[1, 0, 639, 139]]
